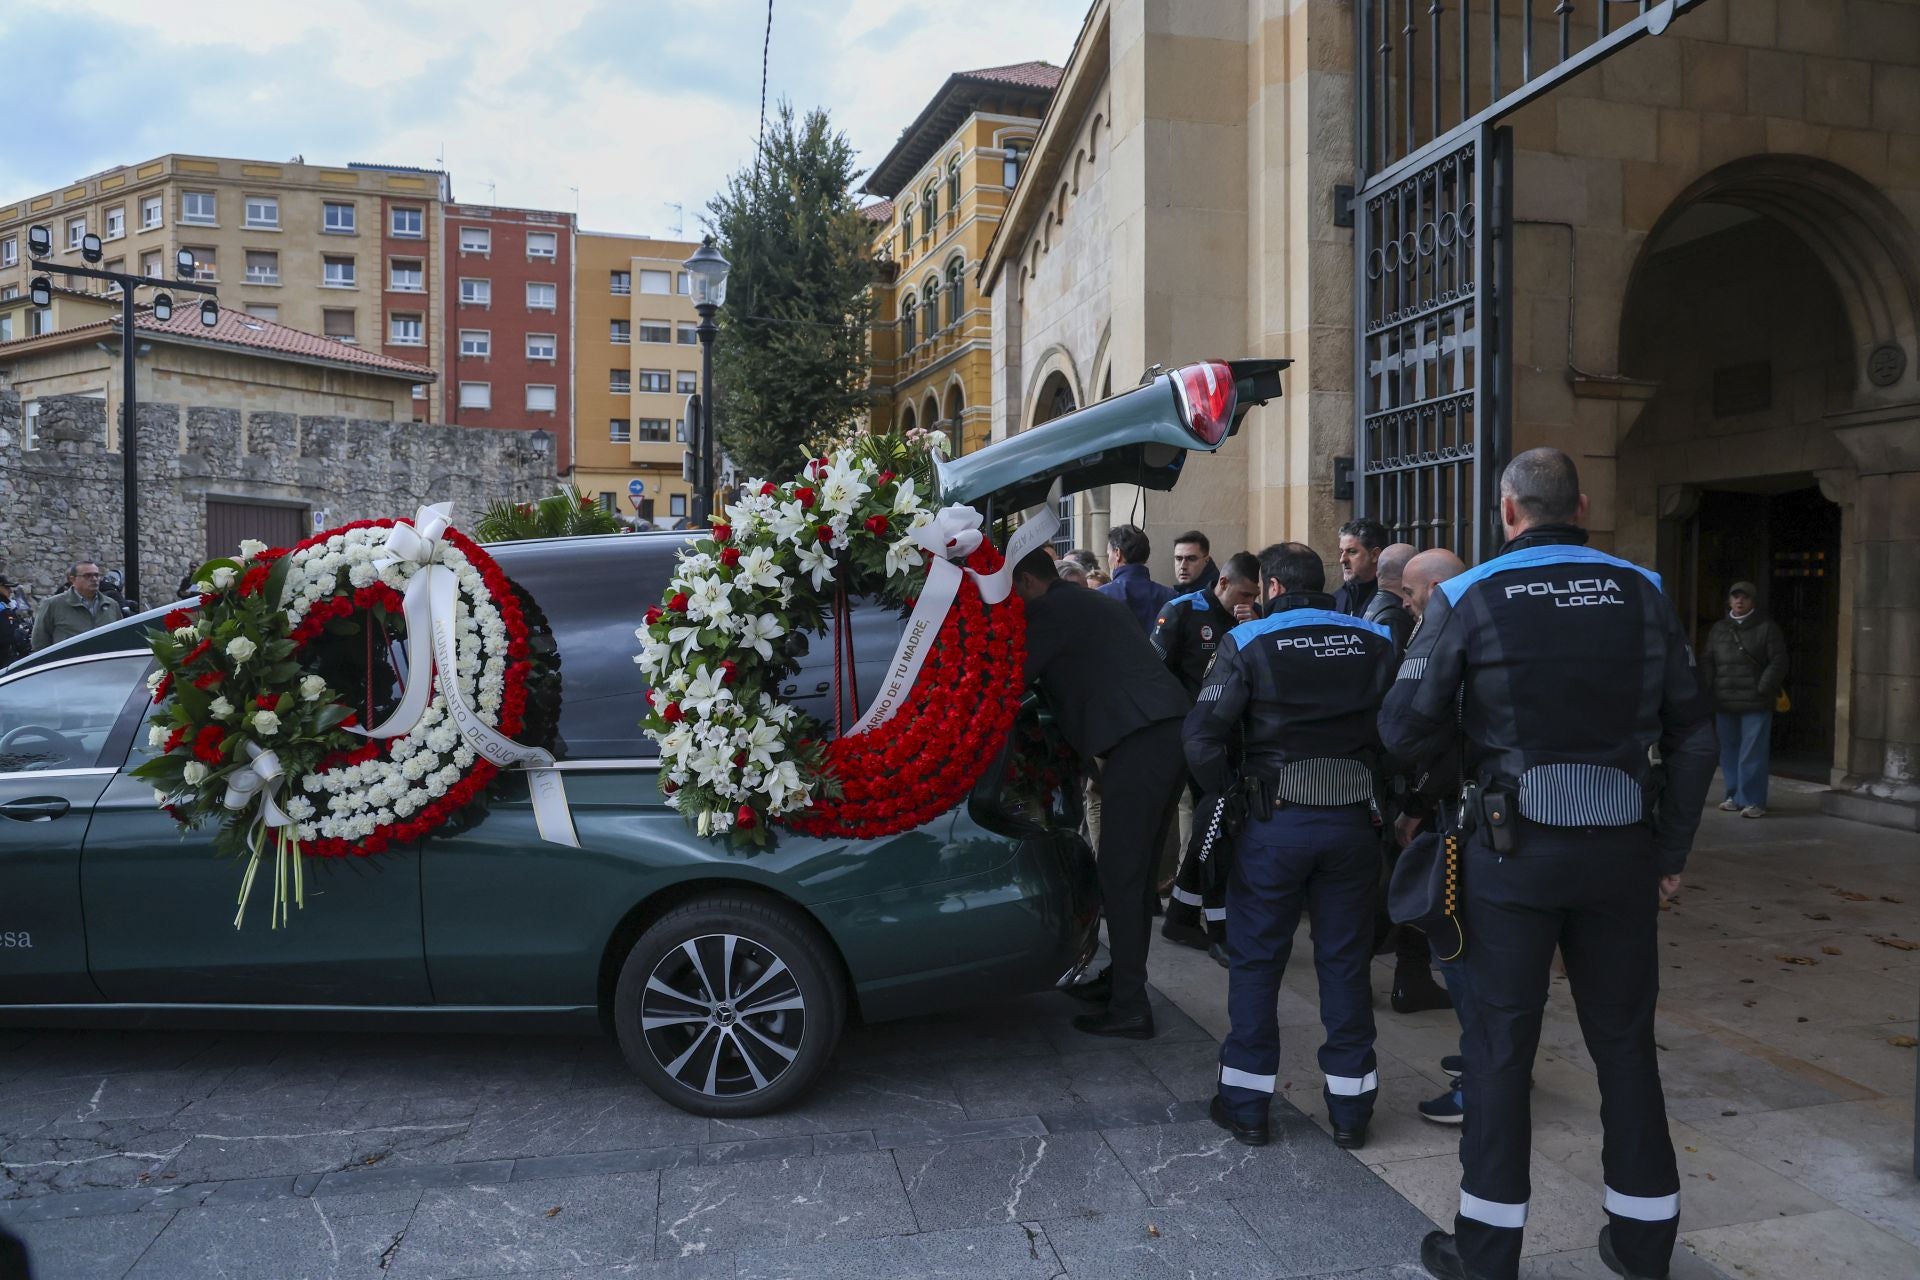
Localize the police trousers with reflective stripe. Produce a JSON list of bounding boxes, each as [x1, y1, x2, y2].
[[1217, 803, 1379, 1130], [1453, 821, 1678, 1280]]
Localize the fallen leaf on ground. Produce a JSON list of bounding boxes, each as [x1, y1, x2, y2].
[[1804, 912, 1831, 921], [1775, 955, 1818, 965], [1834, 890, 1871, 901], [546, 1206, 563, 1218], [1873, 937, 1920, 951], [1889, 1035, 1918, 1049], [1883, 895, 1905, 904], [1742, 999, 1757, 1008], [1821, 946, 1843, 955], [1146, 1224, 1162, 1238]]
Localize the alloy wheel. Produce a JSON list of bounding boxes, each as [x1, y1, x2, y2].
[[639, 932, 807, 1097]]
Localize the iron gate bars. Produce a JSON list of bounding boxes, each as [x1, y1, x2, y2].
[[1355, 126, 1511, 559]]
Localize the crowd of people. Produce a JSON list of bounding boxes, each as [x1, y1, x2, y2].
[[1012, 448, 1739, 1280]]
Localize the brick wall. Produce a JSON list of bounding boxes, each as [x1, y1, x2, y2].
[[0, 384, 555, 603]]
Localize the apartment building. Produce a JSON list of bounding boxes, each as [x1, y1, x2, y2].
[[0, 154, 449, 420], [443, 203, 576, 471], [573, 231, 700, 523]]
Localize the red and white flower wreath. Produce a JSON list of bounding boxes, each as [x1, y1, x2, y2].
[[635, 443, 1055, 845]]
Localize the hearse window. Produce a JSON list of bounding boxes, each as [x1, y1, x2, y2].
[[0, 655, 149, 774]]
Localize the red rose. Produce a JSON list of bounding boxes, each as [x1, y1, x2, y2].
[[341, 710, 358, 727], [644, 689, 657, 706], [163, 609, 191, 630], [712, 523, 732, 543], [718, 660, 738, 684], [256, 694, 277, 710], [816, 525, 834, 544], [662, 778, 679, 794], [733, 750, 748, 768], [794, 486, 815, 509], [644, 605, 663, 625], [661, 701, 684, 723], [864, 514, 890, 536], [720, 546, 742, 568], [668, 592, 689, 614], [877, 470, 895, 485], [759, 482, 776, 498], [735, 805, 758, 830]]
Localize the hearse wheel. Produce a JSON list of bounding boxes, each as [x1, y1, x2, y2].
[[613, 895, 845, 1117]]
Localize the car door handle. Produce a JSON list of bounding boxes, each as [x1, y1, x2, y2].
[[0, 796, 71, 821]]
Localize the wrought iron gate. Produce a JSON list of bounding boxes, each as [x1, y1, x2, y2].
[[1351, 0, 1711, 558]]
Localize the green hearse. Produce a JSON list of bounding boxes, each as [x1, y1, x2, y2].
[[0, 359, 1282, 1116]]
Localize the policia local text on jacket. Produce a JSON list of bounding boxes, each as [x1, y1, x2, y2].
[[1186, 554, 1398, 1148], [1378, 485, 1716, 1279]]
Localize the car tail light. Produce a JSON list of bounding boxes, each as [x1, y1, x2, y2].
[[1172, 361, 1236, 446]]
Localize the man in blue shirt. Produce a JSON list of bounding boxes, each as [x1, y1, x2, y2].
[[1098, 524, 1174, 633]]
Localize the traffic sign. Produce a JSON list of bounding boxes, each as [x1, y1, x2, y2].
[[627, 478, 646, 497]]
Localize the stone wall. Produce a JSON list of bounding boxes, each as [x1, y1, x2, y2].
[[0, 384, 556, 602]]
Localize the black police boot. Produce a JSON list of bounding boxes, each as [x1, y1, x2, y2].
[[1597, 1225, 1663, 1279], [1159, 917, 1210, 951], [1062, 967, 1111, 1003], [1418, 1231, 1492, 1280], [1072, 1006, 1155, 1040], [1208, 1095, 1269, 1147], [1331, 1118, 1368, 1150]]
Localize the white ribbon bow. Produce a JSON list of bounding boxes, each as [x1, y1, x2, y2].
[[223, 740, 291, 831], [345, 502, 579, 849], [914, 506, 986, 562]]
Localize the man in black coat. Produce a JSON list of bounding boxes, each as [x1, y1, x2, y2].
[[1015, 546, 1190, 1039]]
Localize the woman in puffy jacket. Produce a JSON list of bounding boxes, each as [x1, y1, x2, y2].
[[1699, 581, 1788, 818]]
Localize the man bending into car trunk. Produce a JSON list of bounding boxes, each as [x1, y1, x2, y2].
[[1013, 546, 1190, 1040]]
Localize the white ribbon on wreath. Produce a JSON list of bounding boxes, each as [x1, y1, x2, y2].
[[347, 502, 580, 848], [846, 480, 1061, 735]]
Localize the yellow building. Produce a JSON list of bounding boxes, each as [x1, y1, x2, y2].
[[863, 61, 1059, 455], [1, 154, 450, 421], [573, 231, 701, 524]]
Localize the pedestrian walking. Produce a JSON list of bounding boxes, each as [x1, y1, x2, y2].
[[1171, 530, 1220, 594], [1332, 517, 1389, 618], [1152, 551, 1261, 955], [1097, 524, 1175, 633], [0, 575, 32, 668], [1187, 541, 1399, 1151], [1014, 547, 1190, 1040], [30, 561, 118, 650], [1700, 582, 1788, 818], [1380, 448, 1716, 1280]]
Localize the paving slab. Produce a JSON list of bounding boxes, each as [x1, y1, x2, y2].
[[1103, 1115, 1383, 1210], [894, 1130, 1149, 1231], [385, 1171, 659, 1278], [1041, 1202, 1275, 1279], [1684, 1206, 1920, 1280], [125, 1194, 412, 1279], [10, 1207, 175, 1280], [735, 1222, 1059, 1279], [654, 1152, 915, 1259]]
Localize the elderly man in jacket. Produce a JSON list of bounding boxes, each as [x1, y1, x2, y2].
[[31, 561, 117, 650], [1700, 581, 1788, 818]]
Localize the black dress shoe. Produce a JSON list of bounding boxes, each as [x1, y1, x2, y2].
[[1392, 965, 1454, 1014], [1160, 918, 1210, 951], [1208, 1096, 1269, 1146], [1331, 1121, 1368, 1150], [1062, 968, 1111, 1003], [1597, 1225, 1661, 1279], [1072, 1007, 1155, 1039], [1419, 1230, 1482, 1280]]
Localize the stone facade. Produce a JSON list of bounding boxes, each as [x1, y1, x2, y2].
[[0, 384, 556, 602], [983, 0, 1920, 820]]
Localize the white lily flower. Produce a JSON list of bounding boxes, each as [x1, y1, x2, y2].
[[892, 476, 924, 514], [817, 458, 872, 516], [681, 665, 732, 718], [766, 500, 813, 547], [884, 538, 926, 578], [733, 546, 783, 592], [739, 612, 786, 660], [795, 542, 837, 591]]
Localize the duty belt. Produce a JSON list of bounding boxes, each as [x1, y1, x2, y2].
[[1262, 757, 1377, 808]]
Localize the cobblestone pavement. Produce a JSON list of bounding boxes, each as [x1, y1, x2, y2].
[[2, 987, 1438, 1280]]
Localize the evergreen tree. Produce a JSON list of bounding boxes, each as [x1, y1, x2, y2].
[[707, 102, 875, 481]]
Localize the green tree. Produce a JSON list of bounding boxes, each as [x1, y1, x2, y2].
[[707, 102, 874, 481]]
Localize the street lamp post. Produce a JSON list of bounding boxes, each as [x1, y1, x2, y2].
[[26, 230, 219, 607], [681, 237, 730, 527]]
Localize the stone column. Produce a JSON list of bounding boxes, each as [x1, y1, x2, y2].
[[1822, 402, 1920, 831]]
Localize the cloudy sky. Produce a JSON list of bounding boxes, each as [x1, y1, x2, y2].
[[0, 0, 1089, 238]]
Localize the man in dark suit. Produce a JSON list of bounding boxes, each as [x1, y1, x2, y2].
[[1014, 545, 1190, 1039]]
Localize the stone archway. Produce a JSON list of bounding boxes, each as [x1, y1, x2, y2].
[[1613, 156, 1920, 819]]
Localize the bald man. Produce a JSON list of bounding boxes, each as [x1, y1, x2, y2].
[[1402, 549, 1468, 623], [1363, 542, 1417, 654]]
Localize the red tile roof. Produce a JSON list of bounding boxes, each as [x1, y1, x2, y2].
[[0, 304, 435, 381], [958, 61, 1063, 90], [860, 198, 895, 223]]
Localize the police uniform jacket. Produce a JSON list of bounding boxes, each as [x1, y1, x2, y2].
[[1024, 579, 1191, 759], [1150, 588, 1231, 698], [1377, 525, 1717, 873], [1184, 591, 1399, 799]]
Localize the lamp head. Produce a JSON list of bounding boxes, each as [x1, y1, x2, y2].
[[199, 298, 219, 328], [152, 292, 173, 322], [81, 233, 103, 263], [175, 249, 196, 280], [682, 236, 730, 309], [29, 276, 52, 308], [26, 225, 52, 259]]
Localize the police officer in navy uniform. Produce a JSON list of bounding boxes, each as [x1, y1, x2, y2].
[[1186, 542, 1398, 1150], [1154, 552, 1261, 952], [1380, 449, 1716, 1280]]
